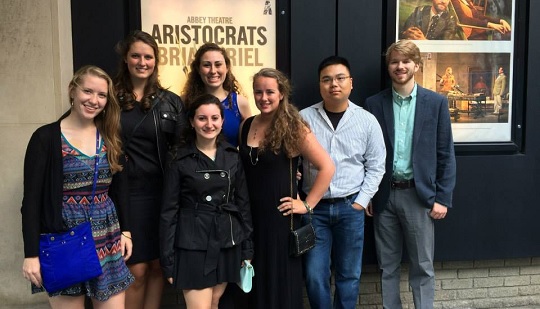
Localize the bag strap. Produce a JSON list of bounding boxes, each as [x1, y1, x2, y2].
[[289, 157, 312, 232], [290, 158, 294, 232], [87, 129, 100, 220]]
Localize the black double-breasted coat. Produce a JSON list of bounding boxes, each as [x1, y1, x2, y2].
[[160, 141, 253, 279]]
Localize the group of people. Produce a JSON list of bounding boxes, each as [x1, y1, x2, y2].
[[21, 31, 456, 309], [401, 0, 511, 41]]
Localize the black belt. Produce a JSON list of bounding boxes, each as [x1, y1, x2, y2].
[[180, 202, 240, 275], [320, 192, 358, 203], [391, 178, 415, 190]]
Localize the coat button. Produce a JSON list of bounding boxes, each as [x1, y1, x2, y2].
[[206, 195, 212, 202], [220, 172, 226, 177], [204, 173, 210, 179]]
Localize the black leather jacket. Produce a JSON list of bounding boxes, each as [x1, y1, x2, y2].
[[120, 89, 186, 173], [160, 142, 253, 278], [150, 90, 186, 172]]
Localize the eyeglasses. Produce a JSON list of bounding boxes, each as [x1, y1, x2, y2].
[[320, 75, 351, 85]]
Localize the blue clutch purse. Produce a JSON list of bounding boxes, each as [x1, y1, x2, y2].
[[236, 260, 255, 293]]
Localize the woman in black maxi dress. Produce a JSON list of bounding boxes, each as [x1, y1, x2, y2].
[[238, 68, 334, 309], [240, 117, 302, 308]]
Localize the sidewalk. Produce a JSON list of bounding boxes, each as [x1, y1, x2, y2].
[[5, 304, 539, 309]]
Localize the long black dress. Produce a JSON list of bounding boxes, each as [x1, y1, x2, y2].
[[239, 116, 303, 309], [121, 102, 162, 264]]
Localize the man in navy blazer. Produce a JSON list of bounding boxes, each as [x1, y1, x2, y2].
[[364, 40, 456, 309]]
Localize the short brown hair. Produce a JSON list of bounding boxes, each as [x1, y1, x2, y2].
[[385, 39, 422, 67]]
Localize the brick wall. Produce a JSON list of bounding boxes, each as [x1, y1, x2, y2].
[[359, 258, 540, 309], [161, 257, 540, 308]]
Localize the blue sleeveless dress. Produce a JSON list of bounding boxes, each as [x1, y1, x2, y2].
[[221, 92, 242, 147]]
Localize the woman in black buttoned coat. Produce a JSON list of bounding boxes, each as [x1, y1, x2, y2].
[[160, 94, 253, 309]]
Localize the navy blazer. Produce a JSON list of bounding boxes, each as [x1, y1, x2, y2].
[[364, 86, 456, 213]]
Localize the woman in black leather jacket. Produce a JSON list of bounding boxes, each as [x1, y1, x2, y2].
[[160, 94, 253, 309], [113, 30, 186, 309]]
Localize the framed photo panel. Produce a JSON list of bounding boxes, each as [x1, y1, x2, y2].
[[392, 0, 525, 150]]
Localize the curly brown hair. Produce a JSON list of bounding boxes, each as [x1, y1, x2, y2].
[[182, 43, 244, 110], [113, 30, 162, 111], [68, 65, 123, 173], [253, 68, 309, 157]]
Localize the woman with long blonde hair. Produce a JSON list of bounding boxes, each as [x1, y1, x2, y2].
[[21, 65, 134, 308]]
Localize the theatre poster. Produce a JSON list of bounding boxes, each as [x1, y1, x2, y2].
[[141, 0, 277, 111]]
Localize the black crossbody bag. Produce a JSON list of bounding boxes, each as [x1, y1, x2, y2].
[[288, 158, 316, 257]]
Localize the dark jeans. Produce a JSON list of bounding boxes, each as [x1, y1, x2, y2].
[[303, 193, 365, 309]]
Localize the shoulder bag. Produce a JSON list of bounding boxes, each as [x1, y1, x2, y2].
[[288, 158, 316, 257]]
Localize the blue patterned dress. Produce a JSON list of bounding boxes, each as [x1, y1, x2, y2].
[[35, 133, 134, 300]]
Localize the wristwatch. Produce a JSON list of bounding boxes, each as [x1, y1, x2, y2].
[[302, 200, 313, 214]]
